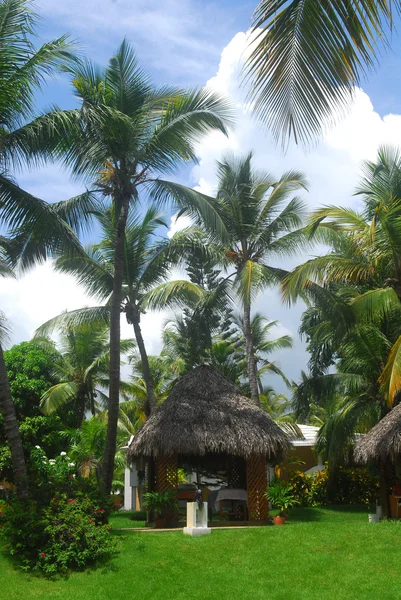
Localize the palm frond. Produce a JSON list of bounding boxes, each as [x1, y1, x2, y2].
[[245, 0, 397, 145]]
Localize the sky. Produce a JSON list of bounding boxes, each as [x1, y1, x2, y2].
[[3, 0, 401, 393]]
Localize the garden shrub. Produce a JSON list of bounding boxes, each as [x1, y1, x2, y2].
[[0, 447, 117, 573], [288, 467, 379, 506], [0, 494, 116, 573]]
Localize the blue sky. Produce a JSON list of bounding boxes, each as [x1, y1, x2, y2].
[[6, 0, 401, 391], [24, 0, 401, 204], [32, 1, 401, 120]]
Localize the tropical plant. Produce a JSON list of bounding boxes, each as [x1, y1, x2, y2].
[[245, 0, 399, 145], [37, 207, 206, 417], [0, 0, 99, 495], [142, 490, 178, 519], [265, 483, 299, 516], [179, 153, 307, 405], [232, 312, 293, 391], [39, 39, 232, 494], [0, 340, 68, 483], [37, 323, 135, 426], [284, 147, 401, 407]]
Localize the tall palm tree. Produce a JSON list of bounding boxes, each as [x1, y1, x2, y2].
[[0, 0, 98, 494], [37, 207, 206, 417], [38, 323, 135, 427], [182, 153, 307, 405], [245, 1, 399, 145], [283, 146, 401, 404], [39, 41, 232, 493]]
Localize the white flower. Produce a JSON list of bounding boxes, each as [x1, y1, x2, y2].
[[60, 452, 67, 456], [42, 460, 47, 464], [68, 463, 75, 467], [35, 445, 41, 449], [49, 460, 56, 464]]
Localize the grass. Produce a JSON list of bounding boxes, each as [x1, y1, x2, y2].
[[3, 505, 401, 600]]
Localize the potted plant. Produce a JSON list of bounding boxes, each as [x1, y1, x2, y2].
[[142, 491, 179, 528], [265, 484, 299, 525]]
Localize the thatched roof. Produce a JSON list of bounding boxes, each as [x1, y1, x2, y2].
[[355, 403, 401, 464], [127, 365, 290, 462]]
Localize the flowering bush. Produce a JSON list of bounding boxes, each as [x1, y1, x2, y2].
[[0, 447, 116, 573], [288, 467, 379, 506], [0, 493, 116, 573]]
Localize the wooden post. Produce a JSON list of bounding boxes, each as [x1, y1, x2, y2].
[[246, 455, 268, 521], [155, 454, 178, 493]]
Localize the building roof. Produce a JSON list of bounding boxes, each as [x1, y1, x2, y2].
[[127, 365, 290, 462], [355, 403, 401, 464], [292, 424, 320, 447]]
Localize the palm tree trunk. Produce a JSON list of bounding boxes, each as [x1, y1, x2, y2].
[[132, 310, 157, 415], [0, 345, 28, 496], [243, 301, 260, 406], [102, 191, 130, 495]]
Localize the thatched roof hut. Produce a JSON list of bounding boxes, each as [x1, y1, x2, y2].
[[355, 404, 401, 464], [127, 365, 290, 462]]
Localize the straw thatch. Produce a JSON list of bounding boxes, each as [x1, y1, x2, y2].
[[127, 365, 290, 462], [355, 403, 401, 464]]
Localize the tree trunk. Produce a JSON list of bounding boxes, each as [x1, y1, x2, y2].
[[102, 191, 131, 495], [0, 345, 28, 496], [132, 310, 157, 415], [243, 300, 260, 406]]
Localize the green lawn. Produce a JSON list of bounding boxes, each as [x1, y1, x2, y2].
[[2, 506, 401, 600]]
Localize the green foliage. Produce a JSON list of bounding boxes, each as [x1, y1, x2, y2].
[[142, 491, 178, 519], [0, 445, 116, 573], [0, 340, 68, 482], [3, 341, 59, 415], [0, 493, 116, 573], [288, 468, 380, 507], [265, 482, 299, 515], [246, 1, 397, 145]]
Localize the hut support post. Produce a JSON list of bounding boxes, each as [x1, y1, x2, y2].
[[155, 454, 178, 493], [246, 455, 268, 521]]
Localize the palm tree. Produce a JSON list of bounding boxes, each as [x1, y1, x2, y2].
[[245, 1, 399, 145], [37, 207, 206, 418], [39, 41, 232, 493], [0, 0, 101, 494], [283, 146, 401, 405], [182, 153, 307, 405], [259, 387, 294, 422], [38, 323, 135, 427], [232, 312, 293, 391]]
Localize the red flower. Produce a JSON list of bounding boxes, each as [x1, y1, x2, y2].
[[15, 471, 20, 476], [66, 499, 75, 503], [69, 475, 74, 479], [97, 509, 105, 514], [41, 553, 46, 558]]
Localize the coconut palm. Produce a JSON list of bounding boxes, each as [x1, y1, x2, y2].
[[0, 1, 106, 494], [36, 207, 207, 419], [180, 153, 307, 405], [232, 312, 293, 391], [0, 0, 98, 265], [38, 40, 232, 493], [245, 1, 399, 145], [283, 146, 401, 405], [38, 323, 135, 427]]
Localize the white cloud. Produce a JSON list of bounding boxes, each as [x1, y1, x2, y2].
[[167, 212, 192, 239]]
